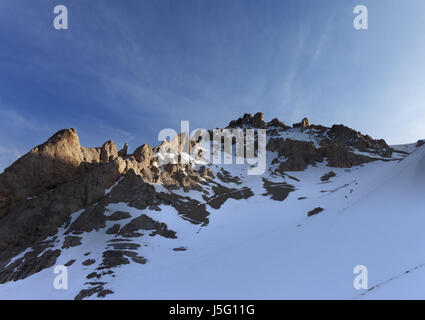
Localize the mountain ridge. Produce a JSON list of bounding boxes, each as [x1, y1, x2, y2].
[[0, 112, 423, 299]]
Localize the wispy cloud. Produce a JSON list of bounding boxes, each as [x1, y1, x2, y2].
[[0, 102, 54, 171], [311, 14, 334, 65], [0, 144, 22, 173]]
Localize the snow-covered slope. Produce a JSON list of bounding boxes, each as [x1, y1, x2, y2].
[[0, 115, 424, 299]]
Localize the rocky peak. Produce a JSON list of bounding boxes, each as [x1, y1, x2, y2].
[[251, 112, 265, 128], [100, 140, 118, 163], [0, 128, 86, 217], [132, 144, 153, 167], [293, 118, 310, 131], [36, 128, 84, 164], [267, 118, 289, 129], [228, 112, 265, 129], [118, 143, 128, 157], [0, 129, 126, 219]]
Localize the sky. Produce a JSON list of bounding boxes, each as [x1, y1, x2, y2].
[[1, 0, 425, 172]]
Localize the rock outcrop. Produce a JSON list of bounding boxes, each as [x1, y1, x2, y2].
[[251, 112, 265, 128], [267, 137, 378, 172], [326, 124, 391, 157], [267, 138, 321, 171], [0, 129, 129, 219], [0, 125, 217, 268], [293, 117, 310, 131], [100, 140, 118, 163], [118, 143, 128, 158], [228, 112, 265, 129], [267, 118, 289, 129], [132, 144, 153, 167]]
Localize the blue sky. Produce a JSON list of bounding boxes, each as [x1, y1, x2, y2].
[[1, 0, 425, 171]]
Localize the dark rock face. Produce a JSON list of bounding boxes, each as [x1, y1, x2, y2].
[[228, 113, 253, 128], [267, 138, 322, 171], [118, 215, 177, 239], [108, 211, 131, 221], [226, 112, 391, 159], [0, 246, 61, 284], [216, 168, 242, 184], [0, 159, 123, 252], [75, 284, 113, 300], [228, 112, 265, 129], [262, 179, 295, 201], [327, 124, 391, 157], [98, 250, 147, 270], [319, 142, 374, 168], [200, 180, 253, 210], [416, 140, 425, 147], [251, 112, 265, 128], [267, 118, 289, 130], [106, 224, 121, 235], [267, 137, 379, 172]]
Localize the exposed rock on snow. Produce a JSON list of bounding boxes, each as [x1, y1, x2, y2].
[[307, 207, 324, 217], [267, 118, 289, 130], [293, 117, 310, 131], [320, 171, 336, 182], [262, 178, 295, 201], [267, 138, 321, 171], [327, 124, 392, 157]]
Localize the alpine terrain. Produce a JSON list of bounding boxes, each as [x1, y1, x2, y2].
[[0, 112, 424, 299]]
